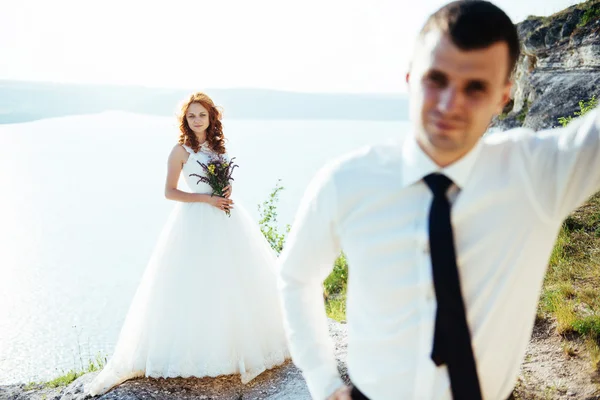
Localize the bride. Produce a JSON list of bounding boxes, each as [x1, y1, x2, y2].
[[87, 92, 290, 396]]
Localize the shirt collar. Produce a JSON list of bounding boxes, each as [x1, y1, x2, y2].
[[400, 133, 482, 189]]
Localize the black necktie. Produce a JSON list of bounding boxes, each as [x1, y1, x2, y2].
[[424, 173, 482, 400]]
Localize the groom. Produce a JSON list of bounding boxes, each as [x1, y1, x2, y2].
[[277, 1, 600, 399]]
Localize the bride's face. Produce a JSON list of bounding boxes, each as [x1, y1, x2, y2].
[[186, 103, 210, 136]]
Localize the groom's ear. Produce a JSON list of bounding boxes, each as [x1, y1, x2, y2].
[[405, 60, 413, 85], [495, 81, 513, 114]]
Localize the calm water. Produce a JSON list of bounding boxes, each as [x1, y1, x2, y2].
[[0, 112, 409, 384]]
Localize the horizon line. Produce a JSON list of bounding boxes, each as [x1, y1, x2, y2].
[[0, 78, 409, 97]]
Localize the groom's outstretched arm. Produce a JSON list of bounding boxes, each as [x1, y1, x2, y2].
[[515, 108, 600, 222], [278, 163, 345, 400]]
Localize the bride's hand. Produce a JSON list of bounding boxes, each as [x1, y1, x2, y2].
[[327, 385, 352, 400], [207, 195, 234, 212], [223, 185, 232, 198]]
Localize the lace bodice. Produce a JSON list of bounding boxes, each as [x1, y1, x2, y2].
[[181, 143, 227, 194]]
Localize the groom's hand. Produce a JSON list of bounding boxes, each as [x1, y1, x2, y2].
[[327, 385, 352, 400]]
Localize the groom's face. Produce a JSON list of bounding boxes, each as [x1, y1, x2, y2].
[[406, 30, 512, 164]]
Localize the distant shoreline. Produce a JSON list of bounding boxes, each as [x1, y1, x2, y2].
[[0, 80, 409, 125]]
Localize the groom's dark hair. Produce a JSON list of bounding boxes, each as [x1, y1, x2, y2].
[[419, 0, 520, 78]]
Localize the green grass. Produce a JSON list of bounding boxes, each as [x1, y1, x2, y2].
[[558, 96, 598, 127], [539, 192, 600, 369], [323, 253, 348, 322], [325, 289, 347, 322], [25, 353, 106, 390], [23, 382, 39, 391], [537, 0, 599, 24], [539, 102, 600, 371], [44, 370, 87, 388], [573, 316, 600, 339], [588, 336, 600, 369], [524, 0, 600, 40], [562, 341, 577, 357], [323, 253, 348, 297], [517, 100, 530, 123], [578, 2, 600, 27], [258, 179, 290, 254]]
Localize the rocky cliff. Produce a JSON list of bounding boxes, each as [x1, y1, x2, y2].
[[491, 0, 600, 130]]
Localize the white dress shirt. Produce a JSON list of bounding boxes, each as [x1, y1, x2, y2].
[[277, 110, 600, 400]]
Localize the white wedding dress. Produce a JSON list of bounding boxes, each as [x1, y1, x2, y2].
[[87, 143, 290, 396]]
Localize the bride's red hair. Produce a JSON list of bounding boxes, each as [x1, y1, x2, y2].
[[177, 92, 226, 154]]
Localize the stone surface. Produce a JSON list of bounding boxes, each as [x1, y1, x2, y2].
[[491, 0, 600, 131]]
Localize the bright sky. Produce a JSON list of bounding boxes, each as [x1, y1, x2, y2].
[[0, 0, 583, 93]]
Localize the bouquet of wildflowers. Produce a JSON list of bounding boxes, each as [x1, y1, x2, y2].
[[190, 155, 238, 216]]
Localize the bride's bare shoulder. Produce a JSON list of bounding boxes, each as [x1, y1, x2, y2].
[[168, 144, 190, 164]]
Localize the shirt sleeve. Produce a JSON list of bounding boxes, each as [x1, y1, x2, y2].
[[517, 108, 600, 222], [277, 162, 345, 400]]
